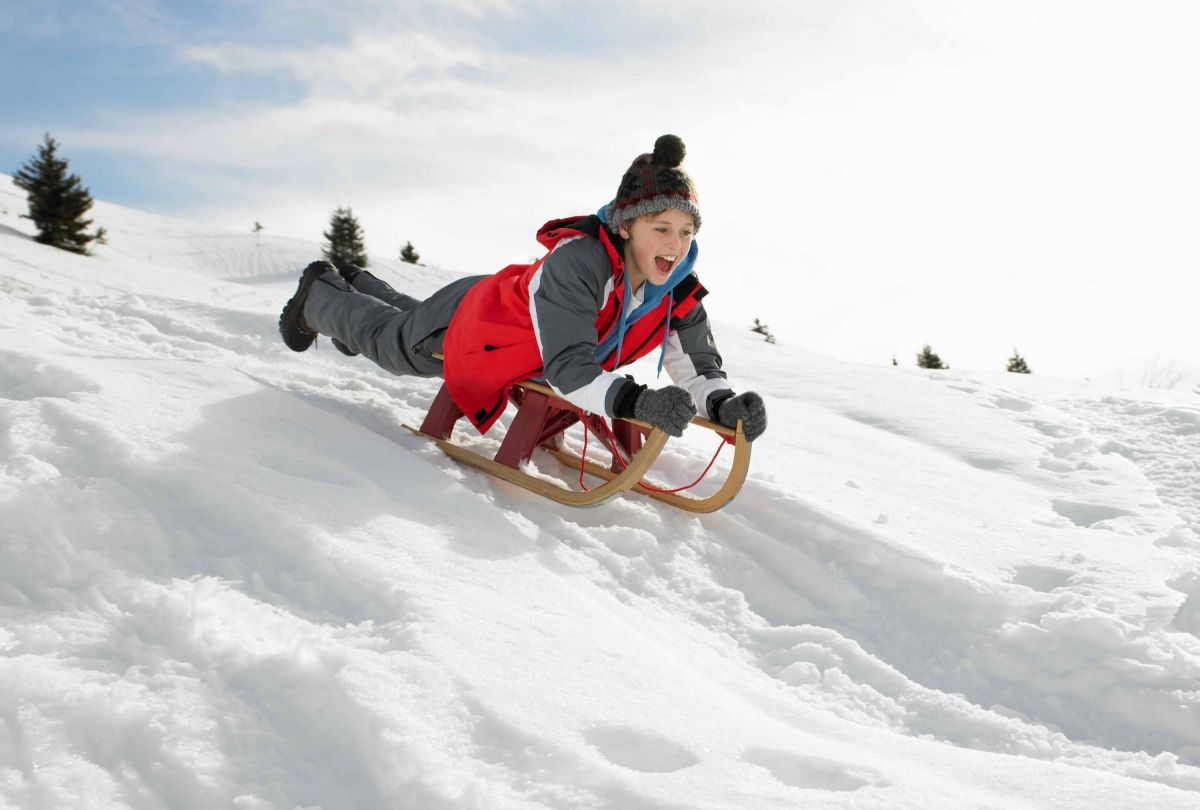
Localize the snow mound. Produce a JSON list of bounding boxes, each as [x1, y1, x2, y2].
[[2, 177, 1200, 808]]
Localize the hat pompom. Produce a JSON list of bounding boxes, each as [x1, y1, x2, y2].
[[652, 134, 686, 168], [608, 133, 701, 232]]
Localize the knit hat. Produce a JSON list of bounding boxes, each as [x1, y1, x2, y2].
[[605, 134, 701, 234]]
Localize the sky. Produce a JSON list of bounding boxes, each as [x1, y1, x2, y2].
[[3, 0, 1199, 384]]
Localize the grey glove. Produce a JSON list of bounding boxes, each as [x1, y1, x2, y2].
[[714, 392, 767, 442], [633, 385, 697, 437]]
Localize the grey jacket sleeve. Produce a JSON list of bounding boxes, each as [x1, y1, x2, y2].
[[529, 236, 633, 416], [662, 298, 734, 419]]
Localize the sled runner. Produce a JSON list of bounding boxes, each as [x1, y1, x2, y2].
[[407, 376, 751, 512]]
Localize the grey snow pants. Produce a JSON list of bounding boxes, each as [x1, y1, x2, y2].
[[302, 268, 486, 378]]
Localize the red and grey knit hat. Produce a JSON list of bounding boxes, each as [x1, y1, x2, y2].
[[605, 134, 702, 233]]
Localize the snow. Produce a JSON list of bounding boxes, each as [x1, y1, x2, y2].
[[2, 174, 1200, 809]]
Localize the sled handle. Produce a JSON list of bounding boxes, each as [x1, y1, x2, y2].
[[517, 379, 738, 438]]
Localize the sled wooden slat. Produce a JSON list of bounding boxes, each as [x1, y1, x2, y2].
[[544, 421, 750, 514], [407, 422, 669, 507]]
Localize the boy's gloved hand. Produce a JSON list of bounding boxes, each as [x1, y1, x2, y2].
[[714, 392, 767, 442], [634, 385, 697, 437]]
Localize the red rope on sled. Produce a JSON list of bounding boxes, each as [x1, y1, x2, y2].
[[576, 413, 727, 494]]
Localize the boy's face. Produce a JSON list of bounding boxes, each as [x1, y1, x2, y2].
[[618, 209, 696, 290]]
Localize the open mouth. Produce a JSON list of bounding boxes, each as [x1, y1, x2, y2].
[[654, 255, 677, 274]]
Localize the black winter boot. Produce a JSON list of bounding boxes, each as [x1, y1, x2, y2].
[[337, 263, 364, 284], [279, 260, 336, 352]]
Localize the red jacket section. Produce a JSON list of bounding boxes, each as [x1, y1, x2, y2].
[[442, 216, 707, 433]]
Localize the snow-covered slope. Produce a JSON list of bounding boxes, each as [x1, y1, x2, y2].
[[2, 178, 1200, 809]]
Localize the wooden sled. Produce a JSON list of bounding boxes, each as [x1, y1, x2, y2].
[[407, 377, 751, 512]]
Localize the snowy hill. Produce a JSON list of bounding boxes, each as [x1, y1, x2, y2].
[[2, 177, 1200, 809]]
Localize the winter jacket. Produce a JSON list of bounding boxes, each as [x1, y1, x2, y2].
[[442, 215, 732, 433]]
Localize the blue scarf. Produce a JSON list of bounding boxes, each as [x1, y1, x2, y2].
[[594, 202, 700, 375]]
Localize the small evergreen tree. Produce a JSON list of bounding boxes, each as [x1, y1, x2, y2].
[[13, 134, 98, 254], [916, 345, 948, 369], [1007, 348, 1031, 374], [751, 318, 776, 344], [322, 207, 368, 269], [400, 241, 420, 264]]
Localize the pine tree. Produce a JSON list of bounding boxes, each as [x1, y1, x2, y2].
[[322, 207, 368, 269], [400, 241, 420, 264], [916, 345, 948, 369], [751, 318, 776, 343], [13, 134, 98, 254], [1007, 349, 1032, 374]]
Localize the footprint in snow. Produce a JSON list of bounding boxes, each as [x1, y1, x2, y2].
[[743, 747, 889, 791], [992, 395, 1034, 413], [1051, 499, 1132, 528], [583, 725, 699, 773], [1036, 422, 1085, 441], [964, 454, 1009, 471], [1010, 564, 1073, 593]]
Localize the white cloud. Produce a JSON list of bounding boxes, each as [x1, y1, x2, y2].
[[181, 31, 500, 102], [53, 0, 1200, 378]]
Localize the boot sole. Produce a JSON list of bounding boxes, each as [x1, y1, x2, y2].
[[279, 261, 334, 352]]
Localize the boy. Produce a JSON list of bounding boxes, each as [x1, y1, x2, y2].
[[279, 134, 766, 442]]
